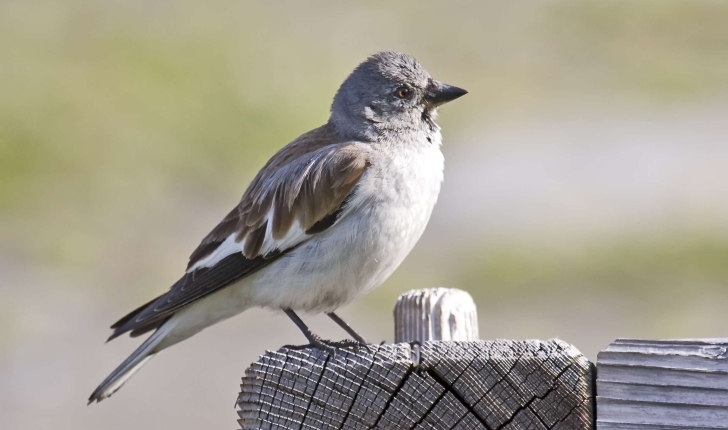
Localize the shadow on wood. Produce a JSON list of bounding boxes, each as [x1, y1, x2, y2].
[[237, 339, 594, 429]]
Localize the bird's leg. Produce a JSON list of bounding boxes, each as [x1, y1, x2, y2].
[[282, 308, 321, 344], [282, 308, 336, 353], [325, 311, 368, 344]]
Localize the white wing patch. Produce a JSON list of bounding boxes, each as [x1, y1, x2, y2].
[[186, 234, 242, 272], [260, 208, 309, 256], [186, 200, 314, 273]]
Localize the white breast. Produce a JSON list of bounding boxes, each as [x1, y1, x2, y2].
[[245, 131, 445, 313]]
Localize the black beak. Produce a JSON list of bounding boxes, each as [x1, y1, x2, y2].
[[423, 80, 468, 108]]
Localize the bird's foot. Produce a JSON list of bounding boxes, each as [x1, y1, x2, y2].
[[322, 338, 368, 350], [284, 336, 367, 356], [283, 335, 337, 355]]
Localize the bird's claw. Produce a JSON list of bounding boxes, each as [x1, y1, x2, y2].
[[284, 335, 367, 357], [308, 335, 370, 355]]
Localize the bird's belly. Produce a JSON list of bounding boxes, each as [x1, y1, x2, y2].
[[246, 146, 443, 313], [245, 204, 425, 312]]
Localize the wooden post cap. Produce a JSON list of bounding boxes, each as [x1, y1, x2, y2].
[[597, 338, 728, 429], [237, 340, 594, 429], [394, 288, 479, 343]]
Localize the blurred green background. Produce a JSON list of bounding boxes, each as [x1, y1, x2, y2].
[[2, 0, 727, 428]]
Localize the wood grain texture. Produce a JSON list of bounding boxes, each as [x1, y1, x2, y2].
[[237, 340, 594, 429], [596, 338, 728, 429], [394, 288, 479, 344]]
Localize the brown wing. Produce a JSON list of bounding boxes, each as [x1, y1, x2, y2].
[[187, 123, 347, 268], [108, 123, 369, 340]]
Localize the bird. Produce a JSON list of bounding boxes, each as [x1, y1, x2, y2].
[[88, 50, 466, 403]]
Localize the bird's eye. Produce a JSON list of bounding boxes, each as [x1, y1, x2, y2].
[[394, 87, 411, 99]]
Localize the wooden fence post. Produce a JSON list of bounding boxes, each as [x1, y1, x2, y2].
[[394, 288, 479, 343], [237, 288, 595, 429], [596, 338, 728, 429]]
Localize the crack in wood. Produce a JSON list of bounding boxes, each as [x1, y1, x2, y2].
[[238, 341, 594, 430], [495, 362, 576, 430], [420, 341, 493, 425], [337, 344, 382, 429], [474, 342, 532, 427], [369, 365, 415, 428], [299, 352, 332, 429], [423, 368, 493, 430], [413, 398, 450, 429], [344, 345, 413, 428]]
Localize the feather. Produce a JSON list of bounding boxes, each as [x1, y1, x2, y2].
[[109, 122, 370, 340]]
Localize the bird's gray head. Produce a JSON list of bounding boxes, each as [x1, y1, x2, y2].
[[330, 51, 467, 141]]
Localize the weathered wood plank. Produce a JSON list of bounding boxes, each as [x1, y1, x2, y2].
[[238, 340, 594, 429], [596, 338, 728, 429]]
